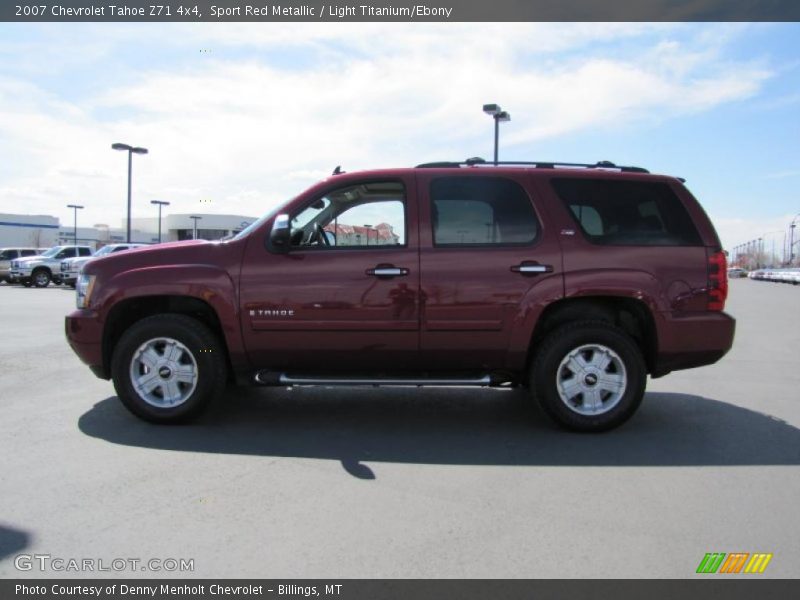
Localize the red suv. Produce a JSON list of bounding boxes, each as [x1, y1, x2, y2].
[[65, 160, 735, 431]]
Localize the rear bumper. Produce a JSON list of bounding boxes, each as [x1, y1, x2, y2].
[[652, 310, 735, 377], [65, 309, 108, 379]]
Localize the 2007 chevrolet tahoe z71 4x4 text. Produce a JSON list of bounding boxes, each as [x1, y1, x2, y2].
[[65, 159, 735, 431]]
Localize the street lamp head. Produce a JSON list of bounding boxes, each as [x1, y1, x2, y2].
[[67, 204, 84, 210], [496, 111, 511, 122], [151, 200, 170, 206], [111, 143, 132, 151], [131, 147, 148, 155], [482, 103, 500, 115]]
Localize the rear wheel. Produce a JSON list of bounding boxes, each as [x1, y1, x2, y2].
[[111, 314, 227, 423], [530, 321, 646, 432]]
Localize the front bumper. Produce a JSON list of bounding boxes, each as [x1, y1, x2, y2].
[[65, 309, 108, 379], [652, 310, 736, 377]]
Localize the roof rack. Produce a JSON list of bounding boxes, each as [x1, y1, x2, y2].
[[415, 157, 649, 174]]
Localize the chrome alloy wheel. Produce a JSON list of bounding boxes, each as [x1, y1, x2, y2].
[[129, 337, 198, 408], [556, 344, 627, 416]]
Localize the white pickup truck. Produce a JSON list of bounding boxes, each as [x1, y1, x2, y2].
[[10, 245, 93, 287], [60, 243, 147, 287]]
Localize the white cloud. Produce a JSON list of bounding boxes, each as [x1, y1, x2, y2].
[[0, 23, 775, 227]]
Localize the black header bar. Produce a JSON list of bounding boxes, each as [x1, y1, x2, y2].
[[3, 0, 800, 23]]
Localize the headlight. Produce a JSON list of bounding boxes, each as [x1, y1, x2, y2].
[[76, 274, 96, 309]]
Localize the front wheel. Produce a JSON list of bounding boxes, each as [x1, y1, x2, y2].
[[530, 321, 647, 432], [111, 314, 227, 423], [32, 269, 51, 288]]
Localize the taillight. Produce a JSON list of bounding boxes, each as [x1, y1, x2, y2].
[[707, 250, 728, 311]]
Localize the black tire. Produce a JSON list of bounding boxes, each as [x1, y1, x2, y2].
[[32, 269, 51, 288], [21, 279, 32, 287], [530, 320, 646, 432], [111, 314, 227, 424]]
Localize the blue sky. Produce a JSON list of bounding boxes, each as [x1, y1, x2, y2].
[[0, 22, 798, 252]]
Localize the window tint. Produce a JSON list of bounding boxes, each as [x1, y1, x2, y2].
[[292, 181, 406, 249], [431, 177, 539, 246], [0, 250, 18, 260], [79, 248, 92, 256], [21, 250, 37, 256], [552, 178, 702, 246]]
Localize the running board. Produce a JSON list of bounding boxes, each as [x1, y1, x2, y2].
[[254, 372, 494, 387]]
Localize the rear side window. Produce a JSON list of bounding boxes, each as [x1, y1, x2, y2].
[[21, 250, 37, 257], [552, 178, 701, 246], [431, 176, 539, 246], [79, 248, 92, 256]]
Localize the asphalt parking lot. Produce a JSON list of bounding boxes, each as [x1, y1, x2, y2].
[[0, 279, 798, 579]]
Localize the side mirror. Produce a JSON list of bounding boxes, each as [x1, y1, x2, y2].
[[269, 214, 291, 253]]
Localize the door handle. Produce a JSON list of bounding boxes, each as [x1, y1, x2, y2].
[[511, 262, 554, 275], [367, 265, 409, 277]]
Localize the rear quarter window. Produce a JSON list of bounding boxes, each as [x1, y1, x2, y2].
[[551, 178, 702, 246]]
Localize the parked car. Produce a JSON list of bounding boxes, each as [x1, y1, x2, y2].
[[10, 245, 93, 287], [66, 159, 735, 432], [727, 267, 747, 278], [60, 243, 147, 287], [775, 268, 800, 285], [0, 247, 47, 283]]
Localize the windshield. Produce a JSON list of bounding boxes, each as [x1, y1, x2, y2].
[[232, 201, 289, 241], [93, 246, 115, 256], [40, 247, 62, 258]]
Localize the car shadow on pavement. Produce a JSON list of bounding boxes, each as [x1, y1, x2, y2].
[[79, 388, 800, 479], [0, 524, 31, 561]]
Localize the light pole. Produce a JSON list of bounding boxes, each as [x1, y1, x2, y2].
[[482, 104, 511, 165], [760, 230, 782, 268], [66, 204, 84, 245], [189, 215, 202, 240], [150, 200, 170, 243], [363, 224, 372, 246], [757, 237, 763, 269], [112, 142, 148, 243], [790, 214, 800, 266]]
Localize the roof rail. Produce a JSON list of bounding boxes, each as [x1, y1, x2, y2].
[[415, 158, 649, 174]]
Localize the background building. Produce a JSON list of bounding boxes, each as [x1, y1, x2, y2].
[[131, 214, 257, 242], [0, 214, 60, 248], [1, 212, 258, 249]]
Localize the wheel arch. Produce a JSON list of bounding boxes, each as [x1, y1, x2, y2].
[[525, 295, 658, 375], [101, 295, 236, 381]]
